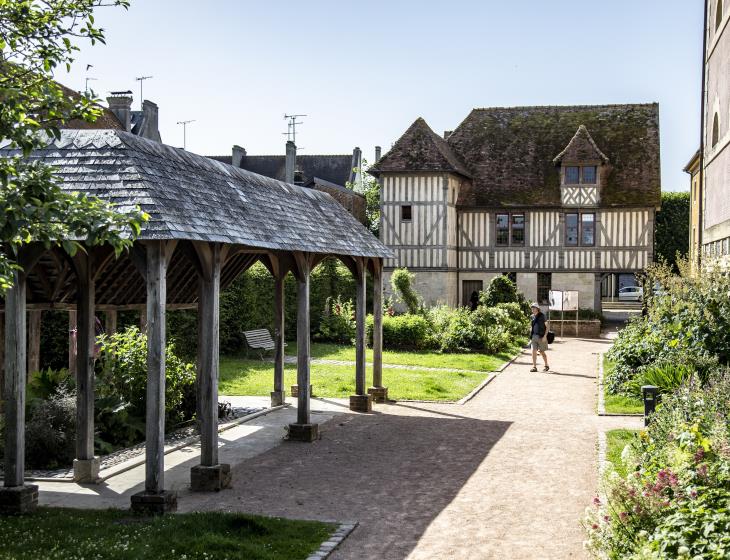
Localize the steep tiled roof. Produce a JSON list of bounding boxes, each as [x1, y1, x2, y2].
[[553, 124, 609, 164], [369, 118, 471, 178], [211, 154, 355, 186], [57, 83, 124, 130], [371, 104, 660, 208], [2, 130, 390, 258]]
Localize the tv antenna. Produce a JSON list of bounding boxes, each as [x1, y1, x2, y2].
[[283, 114, 306, 144], [135, 75, 153, 109], [84, 77, 97, 94], [176, 119, 195, 150]]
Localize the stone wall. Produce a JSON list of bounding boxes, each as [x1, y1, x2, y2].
[[546, 319, 601, 339], [384, 269, 458, 309], [551, 272, 597, 310]]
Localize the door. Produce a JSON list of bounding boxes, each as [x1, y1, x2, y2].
[[462, 280, 484, 308]]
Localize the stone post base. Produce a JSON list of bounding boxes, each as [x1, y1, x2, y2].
[[73, 457, 101, 483], [287, 423, 319, 442], [270, 390, 287, 407], [290, 384, 314, 398], [349, 394, 373, 413], [190, 463, 232, 492], [130, 490, 177, 514], [367, 386, 389, 403], [0, 485, 38, 515]]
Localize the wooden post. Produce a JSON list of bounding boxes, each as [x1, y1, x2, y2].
[[272, 270, 286, 406], [139, 307, 147, 332], [368, 258, 388, 403], [0, 270, 39, 513], [131, 240, 177, 513], [0, 311, 4, 403], [68, 310, 77, 375], [287, 252, 318, 442], [73, 253, 99, 482], [27, 311, 41, 377], [190, 243, 230, 492], [350, 257, 372, 413], [105, 309, 117, 336]]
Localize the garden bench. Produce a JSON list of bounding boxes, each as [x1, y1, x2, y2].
[[243, 329, 284, 360]]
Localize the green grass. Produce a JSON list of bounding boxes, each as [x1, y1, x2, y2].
[[219, 358, 490, 401], [602, 356, 643, 414], [0, 507, 334, 560], [606, 429, 639, 478]]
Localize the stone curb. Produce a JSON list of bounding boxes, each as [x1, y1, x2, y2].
[[457, 374, 496, 405], [306, 521, 358, 560], [24, 404, 290, 484]]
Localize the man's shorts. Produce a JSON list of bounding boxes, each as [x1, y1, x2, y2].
[[531, 334, 548, 352]]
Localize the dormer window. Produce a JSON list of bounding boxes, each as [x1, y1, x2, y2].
[[582, 165, 597, 184], [563, 165, 597, 185]]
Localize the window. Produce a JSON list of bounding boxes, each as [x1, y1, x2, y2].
[[496, 213, 509, 246], [565, 213, 579, 246], [565, 166, 580, 184], [717, 0, 723, 31], [401, 205, 412, 222], [582, 166, 597, 184], [713, 113, 720, 147], [565, 212, 595, 246], [581, 213, 595, 246], [537, 273, 552, 304], [511, 214, 525, 246]]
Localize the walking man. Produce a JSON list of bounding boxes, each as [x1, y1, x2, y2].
[[529, 303, 549, 372]]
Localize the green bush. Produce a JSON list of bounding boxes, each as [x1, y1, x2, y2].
[[25, 386, 76, 470], [390, 267, 422, 314], [480, 276, 532, 315], [381, 314, 432, 350], [440, 307, 484, 352], [317, 296, 356, 344]]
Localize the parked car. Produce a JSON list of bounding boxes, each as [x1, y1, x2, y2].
[[618, 286, 643, 301]]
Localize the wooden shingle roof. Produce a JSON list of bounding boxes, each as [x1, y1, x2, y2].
[[6, 130, 390, 259]]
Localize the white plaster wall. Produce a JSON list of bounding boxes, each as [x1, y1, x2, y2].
[[516, 272, 538, 303], [551, 272, 597, 310]]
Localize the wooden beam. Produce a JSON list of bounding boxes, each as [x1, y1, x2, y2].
[[372, 259, 384, 388], [105, 309, 117, 336], [145, 240, 168, 494], [294, 252, 311, 425], [27, 310, 41, 376], [0, 311, 4, 402], [68, 310, 77, 376], [74, 252, 95, 463], [354, 257, 367, 396], [4, 271, 27, 487], [272, 256, 286, 406]]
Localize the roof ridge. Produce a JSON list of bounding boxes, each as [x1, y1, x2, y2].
[[469, 102, 658, 111]]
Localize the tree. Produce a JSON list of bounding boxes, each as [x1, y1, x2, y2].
[[654, 191, 690, 271], [0, 0, 146, 293], [346, 159, 380, 237]]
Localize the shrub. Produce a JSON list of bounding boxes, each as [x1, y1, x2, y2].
[[381, 314, 432, 350], [440, 307, 484, 352], [390, 267, 421, 314], [317, 296, 356, 344], [25, 386, 76, 470], [480, 276, 532, 315]]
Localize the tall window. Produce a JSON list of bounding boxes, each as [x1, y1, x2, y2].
[[496, 213, 509, 246], [717, 0, 723, 31], [511, 214, 525, 246], [582, 166, 597, 184], [565, 212, 595, 246], [564, 166, 580, 184], [713, 113, 720, 147], [537, 273, 552, 304], [401, 205, 412, 222]]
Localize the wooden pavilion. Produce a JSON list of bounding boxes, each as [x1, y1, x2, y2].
[[0, 130, 392, 513]]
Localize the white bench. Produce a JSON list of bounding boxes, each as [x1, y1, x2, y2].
[[243, 329, 284, 360]]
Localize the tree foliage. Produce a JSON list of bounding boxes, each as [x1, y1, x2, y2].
[[0, 0, 146, 292], [655, 191, 690, 271]]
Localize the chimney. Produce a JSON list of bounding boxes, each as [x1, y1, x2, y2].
[[349, 146, 362, 184], [444, 130, 453, 140], [374, 145, 382, 162], [107, 91, 133, 132], [285, 140, 296, 184], [141, 100, 161, 142], [232, 145, 246, 167]]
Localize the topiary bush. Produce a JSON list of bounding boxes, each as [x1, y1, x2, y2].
[[390, 267, 421, 314]]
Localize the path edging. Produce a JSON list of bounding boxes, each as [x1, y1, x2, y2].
[[306, 521, 358, 560]]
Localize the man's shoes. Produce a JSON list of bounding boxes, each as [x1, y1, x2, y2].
[[543, 366, 550, 372], [529, 367, 538, 372]]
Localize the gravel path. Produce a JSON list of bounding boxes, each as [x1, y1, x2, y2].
[[188, 338, 642, 559]]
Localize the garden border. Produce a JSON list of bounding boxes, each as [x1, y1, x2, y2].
[[306, 521, 358, 560], [597, 352, 642, 418], [23, 404, 290, 483]]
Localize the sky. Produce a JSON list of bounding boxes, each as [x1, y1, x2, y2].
[[62, 0, 704, 191]]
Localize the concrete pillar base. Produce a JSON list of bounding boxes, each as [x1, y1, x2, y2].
[[290, 384, 313, 398], [270, 390, 287, 407], [130, 490, 178, 514], [287, 423, 319, 442], [367, 386, 389, 403], [0, 485, 38, 515], [73, 457, 101, 484], [349, 394, 373, 413], [190, 463, 231, 492]]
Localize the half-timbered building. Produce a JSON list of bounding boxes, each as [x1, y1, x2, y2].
[[370, 104, 661, 311]]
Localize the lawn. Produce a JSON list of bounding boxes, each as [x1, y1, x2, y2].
[[219, 358, 491, 401], [605, 429, 639, 478], [0, 508, 334, 560], [602, 356, 643, 414]]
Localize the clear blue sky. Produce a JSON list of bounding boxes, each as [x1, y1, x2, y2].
[[64, 0, 703, 191]]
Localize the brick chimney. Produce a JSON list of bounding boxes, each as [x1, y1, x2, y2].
[[285, 141, 296, 184], [349, 147, 362, 184], [232, 145, 246, 167], [375, 145, 382, 162], [107, 91, 133, 132], [141, 100, 161, 142]]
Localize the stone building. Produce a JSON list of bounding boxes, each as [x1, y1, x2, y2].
[[695, 0, 730, 267], [685, 150, 702, 269], [370, 104, 661, 311], [211, 142, 370, 224]]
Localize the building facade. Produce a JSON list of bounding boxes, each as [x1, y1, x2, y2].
[[370, 105, 661, 311], [700, 0, 730, 266], [685, 150, 702, 270]]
